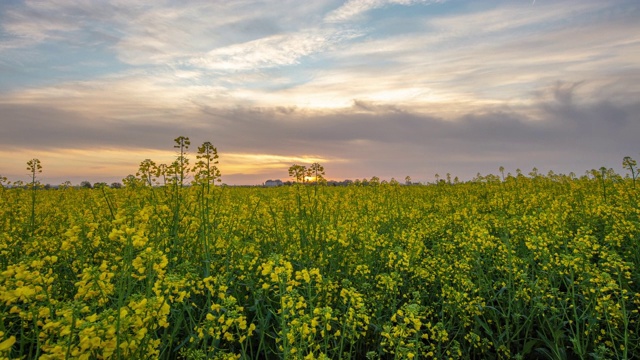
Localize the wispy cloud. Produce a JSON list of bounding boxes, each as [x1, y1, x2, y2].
[[190, 29, 363, 71], [325, 0, 445, 23]]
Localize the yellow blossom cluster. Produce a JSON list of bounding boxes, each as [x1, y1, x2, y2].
[[0, 171, 639, 358]]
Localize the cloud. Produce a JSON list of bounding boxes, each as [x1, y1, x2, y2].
[[1, 1, 639, 184], [5, 0, 637, 112], [190, 29, 363, 71], [325, 0, 445, 23], [1, 0, 137, 49], [107, 1, 340, 66], [426, 1, 608, 35], [2, 79, 638, 183], [316, 1, 640, 114], [0, 1, 334, 64]]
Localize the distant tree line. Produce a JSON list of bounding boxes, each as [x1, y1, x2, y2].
[[288, 163, 326, 184]]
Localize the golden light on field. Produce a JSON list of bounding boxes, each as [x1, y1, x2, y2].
[[0, 147, 343, 184], [0, 148, 175, 184], [2, 172, 639, 358]]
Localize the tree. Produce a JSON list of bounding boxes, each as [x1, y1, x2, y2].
[[111, 182, 123, 189], [80, 181, 93, 189], [288, 164, 306, 183], [623, 156, 637, 188], [308, 162, 325, 184], [404, 176, 411, 185]]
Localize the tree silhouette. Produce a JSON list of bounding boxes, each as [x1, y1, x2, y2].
[[308, 162, 325, 184], [288, 164, 306, 183]]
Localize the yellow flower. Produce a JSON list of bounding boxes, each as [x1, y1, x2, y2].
[[0, 336, 16, 351]]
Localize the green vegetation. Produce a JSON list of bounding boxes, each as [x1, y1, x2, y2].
[[0, 152, 639, 359]]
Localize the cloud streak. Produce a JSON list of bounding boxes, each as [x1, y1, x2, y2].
[[190, 29, 363, 71], [325, 0, 445, 23]]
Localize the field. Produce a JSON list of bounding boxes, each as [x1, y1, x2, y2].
[[1, 173, 639, 359]]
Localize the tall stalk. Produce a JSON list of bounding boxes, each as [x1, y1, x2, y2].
[[26, 158, 42, 236], [168, 136, 191, 262], [193, 141, 221, 277]]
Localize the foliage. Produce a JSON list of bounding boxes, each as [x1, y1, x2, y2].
[[288, 164, 307, 183], [192, 142, 221, 186], [1, 166, 639, 359], [307, 163, 326, 184]]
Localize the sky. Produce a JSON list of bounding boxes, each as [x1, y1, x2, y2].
[[1, 0, 639, 185]]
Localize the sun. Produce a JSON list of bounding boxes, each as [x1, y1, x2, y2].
[[304, 176, 315, 182]]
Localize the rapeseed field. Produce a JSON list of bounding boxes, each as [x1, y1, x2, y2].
[[1, 172, 638, 359]]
